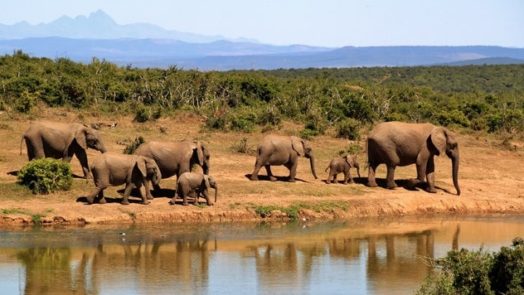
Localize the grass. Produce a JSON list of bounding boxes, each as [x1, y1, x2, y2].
[[253, 200, 351, 221]]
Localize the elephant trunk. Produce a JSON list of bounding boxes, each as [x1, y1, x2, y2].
[[98, 142, 107, 153], [451, 149, 460, 196], [203, 162, 210, 175], [355, 164, 361, 179], [309, 154, 318, 179], [214, 186, 218, 203]]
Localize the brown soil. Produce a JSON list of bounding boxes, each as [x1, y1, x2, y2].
[[0, 109, 523, 226]]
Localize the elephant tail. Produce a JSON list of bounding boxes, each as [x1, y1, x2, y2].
[[324, 165, 330, 173]]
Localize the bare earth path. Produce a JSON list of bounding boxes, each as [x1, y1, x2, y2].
[[0, 110, 523, 225]]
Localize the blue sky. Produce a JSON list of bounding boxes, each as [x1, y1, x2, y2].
[[0, 0, 522, 47]]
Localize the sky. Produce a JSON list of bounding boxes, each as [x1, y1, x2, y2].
[[0, 0, 522, 47]]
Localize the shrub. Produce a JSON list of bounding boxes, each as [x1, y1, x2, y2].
[[134, 105, 161, 123], [230, 137, 255, 154], [17, 158, 73, 194], [417, 237, 524, 295], [336, 118, 361, 140], [338, 143, 362, 156], [123, 136, 145, 154], [489, 238, 524, 295], [230, 111, 256, 133], [15, 90, 38, 113]]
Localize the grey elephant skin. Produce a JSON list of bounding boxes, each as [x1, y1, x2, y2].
[[171, 172, 217, 206], [133, 141, 210, 189], [367, 121, 460, 195], [250, 135, 318, 182], [84, 153, 162, 205], [325, 155, 361, 184], [22, 121, 107, 178]]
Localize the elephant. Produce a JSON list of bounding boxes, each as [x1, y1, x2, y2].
[[169, 172, 217, 206], [325, 155, 361, 184], [133, 140, 210, 190], [250, 135, 318, 182], [22, 121, 107, 178], [367, 121, 460, 195], [84, 153, 162, 205]]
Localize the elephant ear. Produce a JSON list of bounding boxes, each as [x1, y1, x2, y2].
[[74, 128, 88, 150], [291, 136, 305, 157], [344, 155, 353, 167], [202, 176, 210, 189], [430, 127, 447, 156], [191, 142, 205, 167], [134, 157, 148, 178]]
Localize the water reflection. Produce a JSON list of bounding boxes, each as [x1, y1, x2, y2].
[[1, 217, 522, 294]]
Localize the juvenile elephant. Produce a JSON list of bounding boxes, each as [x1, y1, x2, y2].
[[367, 121, 460, 195], [325, 155, 361, 184], [22, 121, 107, 178], [169, 172, 217, 206], [134, 140, 209, 190], [250, 135, 318, 182], [84, 153, 162, 205]]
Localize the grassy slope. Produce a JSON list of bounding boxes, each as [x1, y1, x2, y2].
[[0, 108, 523, 225]]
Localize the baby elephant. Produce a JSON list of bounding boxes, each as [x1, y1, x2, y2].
[[170, 172, 217, 206], [84, 153, 162, 205], [325, 155, 361, 184]]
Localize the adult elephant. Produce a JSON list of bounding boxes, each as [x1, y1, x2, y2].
[[367, 121, 460, 195], [133, 140, 210, 189], [250, 135, 318, 182], [22, 121, 107, 178]]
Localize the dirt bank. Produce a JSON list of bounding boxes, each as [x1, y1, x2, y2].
[[0, 110, 523, 226]]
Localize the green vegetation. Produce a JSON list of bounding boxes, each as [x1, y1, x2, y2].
[[253, 201, 349, 220], [417, 238, 524, 295], [17, 158, 73, 194], [123, 136, 146, 154], [1, 51, 523, 137], [230, 137, 255, 154]]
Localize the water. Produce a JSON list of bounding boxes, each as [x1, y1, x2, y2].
[[0, 216, 523, 295]]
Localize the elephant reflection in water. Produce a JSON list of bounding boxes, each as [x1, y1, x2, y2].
[[92, 237, 212, 294], [251, 243, 318, 293], [17, 237, 214, 295], [366, 231, 435, 293], [17, 247, 98, 295]]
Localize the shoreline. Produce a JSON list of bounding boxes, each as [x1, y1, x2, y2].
[[1, 192, 523, 227]]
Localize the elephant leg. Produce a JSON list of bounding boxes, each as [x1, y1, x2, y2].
[[265, 165, 276, 181], [144, 180, 154, 200], [347, 170, 354, 184], [250, 157, 264, 181], [202, 190, 213, 206], [86, 187, 103, 204], [386, 165, 397, 189], [136, 182, 150, 205], [426, 157, 437, 193], [326, 170, 334, 184], [367, 163, 379, 187], [75, 150, 91, 179], [97, 190, 106, 204], [333, 173, 338, 184], [287, 161, 297, 182], [121, 183, 133, 205]]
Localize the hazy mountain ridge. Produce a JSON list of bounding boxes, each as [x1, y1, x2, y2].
[[0, 10, 248, 43], [1, 10, 523, 70]]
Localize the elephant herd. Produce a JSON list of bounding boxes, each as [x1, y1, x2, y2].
[[20, 120, 461, 206]]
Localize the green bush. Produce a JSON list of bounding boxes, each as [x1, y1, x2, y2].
[[17, 158, 73, 194], [15, 90, 38, 113], [417, 237, 524, 295], [133, 105, 161, 123], [230, 137, 254, 154], [336, 118, 361, 140], [123, 136, 146, 154]]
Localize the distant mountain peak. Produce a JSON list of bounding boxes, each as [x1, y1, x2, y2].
[[87, 10, 115, 25], [0, 10, 243, 43]]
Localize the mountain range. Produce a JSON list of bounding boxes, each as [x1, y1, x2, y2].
[[0, 10, 523, 70]]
